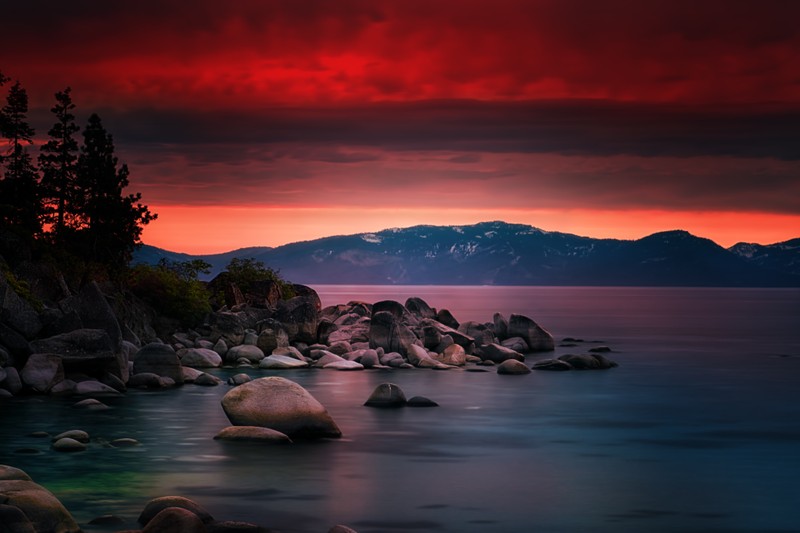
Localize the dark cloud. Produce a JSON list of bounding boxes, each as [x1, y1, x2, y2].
[[93, 100, 800, 161]]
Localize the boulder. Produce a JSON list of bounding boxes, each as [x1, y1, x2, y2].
[[364, 383, 407, 407], [405, 297, 436, 320], [139, 496, 214, 526], [76, 281, 122, 350], [245, 278, 282, 308], [221, 377, 341, 439], [501, 337, 529, 353], [405, 344, 437, 367], [72, 398, 110, 410], [421, 325, 443, 350], [242, 331, 258, 346], [214, 426, 292, 443], [52, 430, 89, 443], [133, 343, 184, 384], [180, 348, 222, 368], [435, 308, 460, 329], [110, 438, 140, 447], [255, 320, 289, 354], [371, 300, 407, 321], [354, 348, 380, 368], [507, 314, 554, 352], [434, 344, 466, 366], [212, 338, 228, 357], [275, 295, 320, 344], [30, 329, 127, 381], [128, 372, 168, 388], [0, 277, 42, 339], [207, 312, 246, 346], [313, 351, 345, 367], [49, 379, 76, 396], [0, 475, 81, 533], [226, 345, 265, 364], [327, 321, 370, 344], [227, 373, 251, 386], [316, 319, 338, 345], [0, 466, 33, 481], [271, 346, 304, 360], [418, 319, 473, 349], [182, 367, 204, 382], [493, 312, 509, 340], [258, 355, 308, 369], [479, 343, 525, 363], [194, 373, 221, 386], [100, 372, 127, 392], [20, 353, 64, 393], [458, 321, 495, 346], [369, 311, 419, 355], [497, 359, 532, 375]]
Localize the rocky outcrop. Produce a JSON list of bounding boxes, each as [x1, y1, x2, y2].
[[507, 314, 554, 352], [221, 377, 341, 439], [0, 277, 42, 340]]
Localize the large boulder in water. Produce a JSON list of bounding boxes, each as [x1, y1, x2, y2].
[[0, 467, 81, 533], [478, 343, 525, 363], [507, 314, 554, 352], [558, 353, 618, 370], [497, 359, 532, 375], [405, 297, 436, 320], [133, 343, 184, 384], [221, 376, 341, 439]]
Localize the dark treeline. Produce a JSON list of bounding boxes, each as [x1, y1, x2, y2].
[[0, 71, 156, 276]]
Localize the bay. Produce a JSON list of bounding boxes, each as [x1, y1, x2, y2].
[[1, 286, 799, 532]]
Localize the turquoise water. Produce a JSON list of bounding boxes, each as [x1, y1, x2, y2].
[[1, 286, 799, 532]]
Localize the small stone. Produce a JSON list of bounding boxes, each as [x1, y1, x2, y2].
[[227, 373, 252, 386], [52, 437, 87, 452], [52, 430, 89, 443]]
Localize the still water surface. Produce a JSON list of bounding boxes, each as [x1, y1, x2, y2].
[[2, 286, 799, 532]]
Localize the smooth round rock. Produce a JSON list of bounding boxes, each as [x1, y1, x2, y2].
[[72, 398, 110, 410], [221, 377, 341, 439], [52, 438, 86, 452], [364, 383, 407, 408], [194, 373, 221, 386], [497, 359, 532, 375], [142, 507, 206, 533]]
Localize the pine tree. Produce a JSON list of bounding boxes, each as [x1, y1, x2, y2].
[[39, 88, 81, 241], [76, 113, 156, 268], [0, 80, 41, 237]]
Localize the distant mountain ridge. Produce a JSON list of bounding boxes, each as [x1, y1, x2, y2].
[[133, 221, 800, 287]]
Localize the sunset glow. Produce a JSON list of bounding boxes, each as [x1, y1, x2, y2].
[[3, 0, 798, 253]]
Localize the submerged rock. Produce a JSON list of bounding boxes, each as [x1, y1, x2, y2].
[[221, 377, 341, 439], [407, 396, 438, 407]]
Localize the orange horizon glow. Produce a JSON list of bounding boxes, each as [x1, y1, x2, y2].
[[140, 205, 800, 254]]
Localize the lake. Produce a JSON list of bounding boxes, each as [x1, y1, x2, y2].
[[2, 286, 799, 532]]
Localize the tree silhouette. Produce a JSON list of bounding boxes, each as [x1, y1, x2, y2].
[[0, 80, 41, 238], [77, 113, 156, 268], [39, 88, 81, 241]]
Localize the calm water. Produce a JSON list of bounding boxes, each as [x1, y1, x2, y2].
[[2, 286, 799, 533]]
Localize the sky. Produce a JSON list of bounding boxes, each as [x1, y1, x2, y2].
[[2, 0, 799, 253]]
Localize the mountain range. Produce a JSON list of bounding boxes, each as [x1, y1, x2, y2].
[[132, 221, 800, 287]]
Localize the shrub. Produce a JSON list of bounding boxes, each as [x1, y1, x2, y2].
[[128, 260, 211, 326]]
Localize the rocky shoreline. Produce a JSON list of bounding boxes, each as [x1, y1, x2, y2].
[[1, 278, 617, 532]]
